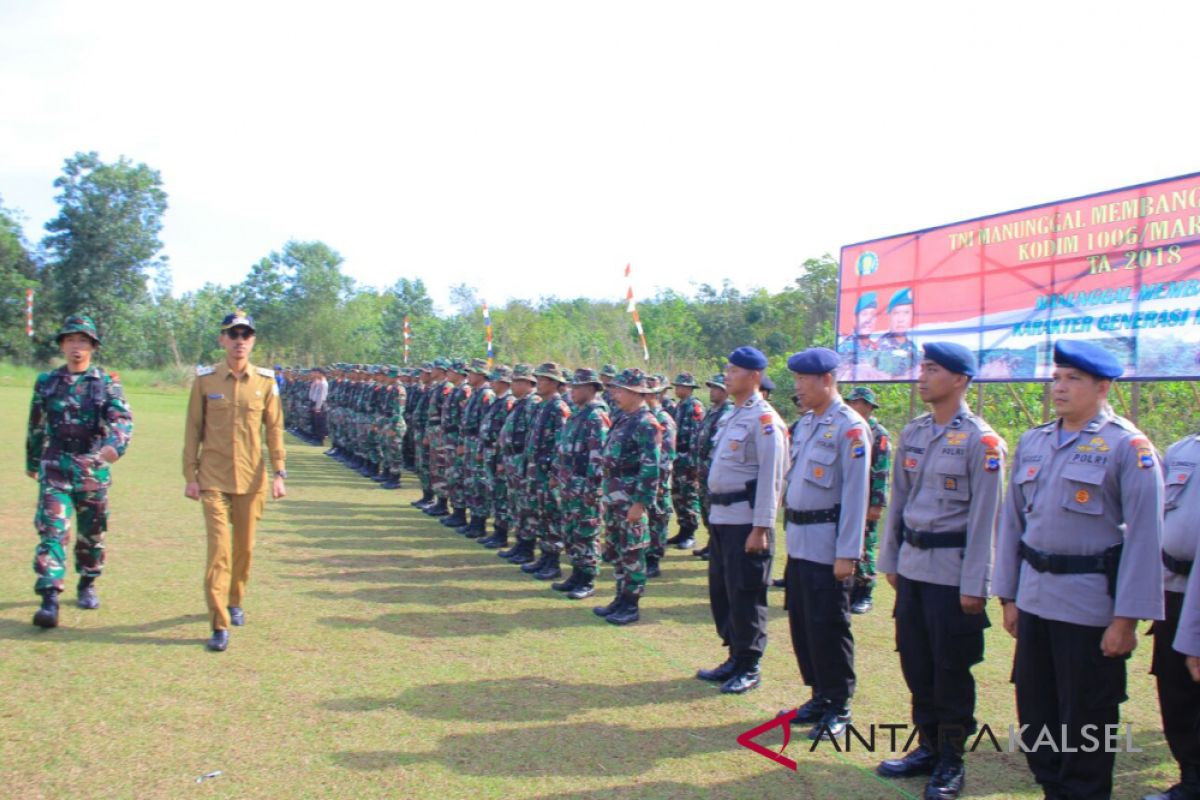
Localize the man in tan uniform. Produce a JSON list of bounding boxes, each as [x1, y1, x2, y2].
[[182, 312, 286, 652]]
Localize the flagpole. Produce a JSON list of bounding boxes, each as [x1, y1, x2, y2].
[[483, 301, 494, 368], [624, 264, 649, 362]]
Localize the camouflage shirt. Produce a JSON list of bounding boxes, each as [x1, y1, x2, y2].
[[866, 415, 891, 508], [498, 393, 541, 471], [556, 398, 611, 492], [26, 366, 134, 476], [602, 405, 662, 508], [672, 395, 705, 469], [524, 392, 570, 478], [462, 385, 495, 438], [443, 382, 473, 443], [480, 390, 515, 455]]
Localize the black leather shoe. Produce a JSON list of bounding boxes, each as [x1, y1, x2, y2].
[[206, 629, 229, 652], [228, 606, 245, 626], [534, 555, 562, 581], [808, 707, 852, 740], [696, 656, 738, 682], [850, 583, 875, 614], [77, 578, 99, 610], [877, 744, 938, 778], [692, 546, 709, 560], [606, 593, 640, 625], [924, 761, 965, 800], [719, 664, 762, 694], [567, 580, 596, 600], [771, 577, 786, 588], [786, 695, 830, 724], [521, 553, 549, 574], [552, 568, 581, 592], [1142, 783, 1200, 800], [593, 593, 622, 617], [33, 591, 59, 628]]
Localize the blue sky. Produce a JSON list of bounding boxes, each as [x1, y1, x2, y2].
[[2, 0, 1198, 312]]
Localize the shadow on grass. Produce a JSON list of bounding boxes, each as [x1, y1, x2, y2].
[[0, 613, 202, 646], [322, 676, 716, 722], [318, 603, 635, 637]]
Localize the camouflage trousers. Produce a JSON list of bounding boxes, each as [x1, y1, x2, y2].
[[503, 457, 531, 538], [467, 443, 491, 517], [670, 464, 702, 533], [524, 470, 561, 552], [385, 424, 405, 476], [402, 425, 416, 470], [447, 442, 468, 508], [648, 465, 674, 556], [486, 455, 509, 527], [33, 465, 110, 594], [561, 484, 602, 577], [602, 503, 649, 596], [854, 520, 878, 587], [428, 430, 449, 498]]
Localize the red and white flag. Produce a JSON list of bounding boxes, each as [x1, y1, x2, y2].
[[625, 264, 649, 362]]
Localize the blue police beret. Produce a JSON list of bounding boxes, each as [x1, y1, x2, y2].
[[922, 342, 977, 377], [728, 346, 768, 370], [1053, 340, 1122, 380], [855, 292, 878, 314], [887, 287, 913, 312], [760, 375, 775, 392], [787, 347, 840, 375]]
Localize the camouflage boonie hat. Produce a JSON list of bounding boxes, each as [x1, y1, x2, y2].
[[468, 357, 490, 375], [601, 363, 619, 378], [532, 361, 565, 382], [489, 365, 514, 382], [672, 372, 698, 387], [612, 367, 653, 394], [447, 358, 468, 374], [846, 386, 880, 407], [432, 357, 451, 370], [511, 363, 536, 383], [55, 313, 100, 345], [570, 367, 603, 388], [387, 367, 401, 377], [420, 361, 435, 372], [705, 373, 726, 389]]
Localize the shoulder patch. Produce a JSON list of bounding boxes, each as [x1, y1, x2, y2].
[[980, 433, 1002, 449], [877, 434, 889, 453], [255, 367, 275, 379], [196, 365, 215, 377]]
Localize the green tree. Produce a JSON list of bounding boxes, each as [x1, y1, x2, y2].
[[0, 198, 40, 361]]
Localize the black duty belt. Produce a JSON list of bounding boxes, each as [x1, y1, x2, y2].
[[709, 479, 758, 507], [50, 438, 97, 455], [1163, 550, 1194, 576], [902, 524, 966, 549], [1019, 541, 1115, 575], [785, 505, 841, 526]]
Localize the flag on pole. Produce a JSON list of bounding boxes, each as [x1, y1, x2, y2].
[[482, 301, 493, 368], [26, 288, 33, 337], [402, 316, 411, 364], [625, 264, 649, 361]]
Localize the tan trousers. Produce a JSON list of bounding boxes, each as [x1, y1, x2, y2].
[[202, 490, 264, 630]]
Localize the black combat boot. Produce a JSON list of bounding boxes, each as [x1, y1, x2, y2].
[[696, 651, 738, 682], [808, 705, 852, 740], [382, 473, 402, 489], [481, 521, 506, 548], [592, 590, 623, 617], [877, 743, 938, 778], [412, 489, 434, 508], [520, 551, 550, 574], [426, 498, 450, 517], [534, 552, 563, 581], [465, 516, 488, 539], [498, 535, 526, 559], [454, 511, 473, 534], [719, 658, 762, 694], [923, 755, 965, 800], [33, 590, 59, 628], [441, 507, 467, 527], [552, 567, 582, 592], [605, 592, 641, 625], [645, 554, 662, 579], [1144, 763, 1200, 800], [507, 540, 537, 565], [76, 576, 99, 610], [567, 575, 596, 600], [667, 524, 696, 549]]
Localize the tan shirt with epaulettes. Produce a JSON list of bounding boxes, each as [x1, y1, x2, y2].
[[182, 361, 286, 494]]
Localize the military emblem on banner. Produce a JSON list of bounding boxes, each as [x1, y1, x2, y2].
[[855, 251, 879, 276]]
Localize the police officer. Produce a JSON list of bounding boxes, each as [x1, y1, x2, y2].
[[995, 340, 1164, 800], [778, 347, 869, 737], [1144, 429, 1200, 800], [26, 314, 134, 627], [182, 312, 287, 652], [695, 347, 787, 694], [845, 386, 890, 614], [874, 343, 1004, 799]]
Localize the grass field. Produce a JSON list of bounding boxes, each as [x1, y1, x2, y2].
[[0, 384, 1182, 799]]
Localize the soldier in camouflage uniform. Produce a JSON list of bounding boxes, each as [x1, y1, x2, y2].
[[410, 363, 437, 508], [845, 387, 890, 614], [457, 359, 495, 537], [401, 369, 419, 472], [644, 375, 677, 579], [380, 367, 407, 489], [438, 360, 473, 528], [518, 362, 572, 580], [593, 368, 661, 626], [551, 368, 611, 600], [25, 314, 134, 627], [478, 366, 516, 549], [423, 359, 453, 517], [498, 365, 542, 563], [691, 373, 733, 560], [668, 372, 705, 551]]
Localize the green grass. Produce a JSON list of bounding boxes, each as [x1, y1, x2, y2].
[[0, 385, 1181, 799]]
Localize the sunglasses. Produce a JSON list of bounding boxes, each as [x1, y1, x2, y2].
[[225, 328, 255, 340]]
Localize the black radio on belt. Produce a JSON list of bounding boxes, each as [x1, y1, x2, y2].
[[901, 523, 966, 549], [785, 505, 842, 526]]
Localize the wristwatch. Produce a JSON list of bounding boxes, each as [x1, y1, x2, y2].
[[274, 470, 288, 479]]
